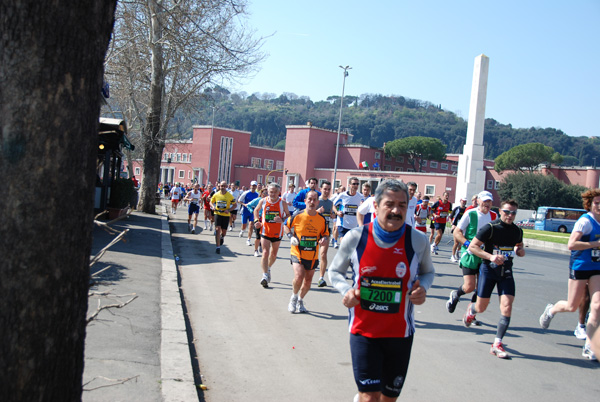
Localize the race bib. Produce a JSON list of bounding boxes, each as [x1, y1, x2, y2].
[[591, 248, 600, 262], [299, 236, 317, 251], [493, 247, 515, 260], [439, 211, 448, 217], [265, 212, 277, 223], [216, 200, 227, 210], [345, 204, 358, 216], [359, 276, 402, 314]]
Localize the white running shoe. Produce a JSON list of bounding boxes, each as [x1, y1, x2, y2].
[[450, 255, 458, 263], [191, 227, 195, 234], [288, 294, 298, 313], [430, 244, 436, 254], [582, 343, 597, 361], [246, 239, 252, 246], [254, 250, 260, 257], [297, 299, 308, 313], [260, 274, 268, 288], [333, 243, 339, 249], [574, 325, 587, 340], [539, 303, 554, 329], [239, 230, 244, 237]]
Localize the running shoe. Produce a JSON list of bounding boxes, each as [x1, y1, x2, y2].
[[463, 303, 476, 327], [260, 274, 268, 288], [239, 230, 244, 237], [574, 325, 587, 340], [450, 255, 458, 263], [318, 278, 327, 288], [216, 248, 220, 254], [288, 294, 298, 313], [539, 303, 554, 329], [246, 239, 251, 246], [188, 223, 193, 232], [254, 250, 260, 257], [446, 290, 459, 313], [582, 343, 597, 361], [334, 243, 339, 249], [490, 342, 509, 359], [297, 299, 308, 313], [191, 227, 195, 234]]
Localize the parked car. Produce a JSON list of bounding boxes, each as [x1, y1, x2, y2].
[[516, 218, 535, 229]]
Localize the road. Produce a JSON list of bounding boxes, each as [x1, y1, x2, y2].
[[170, 212, 599, 402]]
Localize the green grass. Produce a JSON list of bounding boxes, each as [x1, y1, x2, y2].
[[522, 228, 570, 244]]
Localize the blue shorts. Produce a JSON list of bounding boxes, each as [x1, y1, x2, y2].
[[339, 227, 353, 237], [477, 262, 515, 299], [188, 203, 200, 216], [242, 209, 254, 224], [350, 333, 413, 398], [434, 222, 446, 231]]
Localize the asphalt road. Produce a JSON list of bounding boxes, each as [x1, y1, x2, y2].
[[170, 212, 599, 402]]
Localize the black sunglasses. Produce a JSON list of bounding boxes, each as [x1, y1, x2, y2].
[[501, 209, 517, 216]]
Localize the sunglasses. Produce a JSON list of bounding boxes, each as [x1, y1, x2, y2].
[[501, 209, 517, 216], [351, 183, 360, 186]]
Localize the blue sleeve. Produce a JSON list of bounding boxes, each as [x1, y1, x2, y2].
[[293, 189, 307, 210]]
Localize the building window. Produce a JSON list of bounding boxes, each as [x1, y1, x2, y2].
[[217, 137, 234, 183], [421, 160, 428, 167], [487, 180, 494, 189], [164, 153, 169, 161], [374, 151, 381, 160], [384, 165, 391, 171], [407, 168, 415, 172], [430, 161, 438, 169], [135, 167, 141, 175], [257, 174, 263, 184], [277, 177, 282, 185], [385, 154, 391, 161], [182, 154, 187, 162], [189, 153, 192, 163], [425, 185, 435, 196], [188, 171, 192, 179], [495, 181, 500, 190], [451, 164, 458, 172], [395, 167, 403, 172], [441, 163, 448, 170], [251, 157, 261, 168], [395, 156, 404, 163], [178, 170, 185, 179], [176, 153, 180, 162], [276, 160, 284, 170], [264, 159, 274, 170]]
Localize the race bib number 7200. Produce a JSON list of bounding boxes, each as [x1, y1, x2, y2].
[[359, 276, 402, 313]]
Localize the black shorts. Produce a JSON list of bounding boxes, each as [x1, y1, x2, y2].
[[254, 227, 261, 240], [339, 227, 353, 237], [291, 255, 319, 270], [350, 333, 413, 398], [434, 222, 446, 231], [477, 263, 515, 298], [230, 209, 238, 217], [569, 269, 600, 280], [215, 215, 229, 230], [261, 235, 281, 243], [461, 265, 480, 276]]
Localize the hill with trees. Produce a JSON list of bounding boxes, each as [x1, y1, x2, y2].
[[156, 87, 600, 166]]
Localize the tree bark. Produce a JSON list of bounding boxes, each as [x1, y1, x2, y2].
[[0, 2, 117, 400]]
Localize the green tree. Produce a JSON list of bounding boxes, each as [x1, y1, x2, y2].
[[498, 172, 587, 210], [494, 143, 563, 173], [384, 136, 446, 172]]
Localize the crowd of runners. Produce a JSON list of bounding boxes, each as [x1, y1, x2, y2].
[[164, 178, 600, 401]]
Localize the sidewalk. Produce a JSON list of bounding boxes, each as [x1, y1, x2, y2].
[[83, 207, 197, 402]]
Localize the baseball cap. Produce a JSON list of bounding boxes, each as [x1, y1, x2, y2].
[[460, 197, 467, 202], [250, 181, 258, 186], [478, 191, 493, 202]]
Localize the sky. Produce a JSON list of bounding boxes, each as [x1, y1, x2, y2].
[[226, 0, 600, 138]]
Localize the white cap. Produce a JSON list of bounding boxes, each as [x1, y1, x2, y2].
[[478, 191, 493, 202], [250, 181, 258, 186]]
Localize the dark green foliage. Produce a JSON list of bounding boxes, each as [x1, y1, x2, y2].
[[171, 92, 599, 165], [109, 178, 137, 208], [498, 172, 588, 210]]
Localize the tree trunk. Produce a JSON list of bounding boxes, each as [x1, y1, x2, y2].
[[137, 0, 165, 214], [0, 2, 117, 400]]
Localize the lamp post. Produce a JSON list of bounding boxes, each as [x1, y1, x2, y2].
[[207, 106, 216, 186], [333, 65, 351, 189]]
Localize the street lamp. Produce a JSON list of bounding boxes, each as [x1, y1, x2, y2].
[[207, 106, 216, 186], [333, 65, 351, 189]]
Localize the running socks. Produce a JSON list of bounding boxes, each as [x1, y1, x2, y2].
[[496, 315, 511, 341]]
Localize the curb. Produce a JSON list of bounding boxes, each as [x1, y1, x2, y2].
[[160, 205, 198, 401], [523, 238, 569, 256]]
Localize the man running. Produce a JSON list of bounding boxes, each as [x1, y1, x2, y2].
[[282, 183, 297, 217], [414, 196, 431, 233], [430, 191, 452, 254], [228, 182, 242, 230], [316, 180, 334, 287], [462, 200, 525, 359], [169, 182, 182, 214], [446, 191, 497, 314], [238, 181, 259, 244], [202, 183, 214, 230], [328, 179, 435, 401], [285, 191, 329, 313], [449, 197, 468, 262], [254, 183, 290, 288], [406, 182, 418, 228], [540, 188, 600, 360], [292, 177, 320, 212], [183, 183, 202, 234], [332, 177, 365, 242], [210, 181, 236, 254]]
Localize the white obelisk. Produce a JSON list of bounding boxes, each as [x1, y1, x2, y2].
[[455, 54, 489, 205]]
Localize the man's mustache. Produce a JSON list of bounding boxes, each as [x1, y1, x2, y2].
[[386, 213, 403, 220]]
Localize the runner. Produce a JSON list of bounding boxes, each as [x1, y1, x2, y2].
[[282, 183, 297, 217], [414, 196, 431, 233], [449, 197, 468, 262], [357, 195, 376, 226], [406, 182, 418, 228], [285, 191, 329, 313], [462, 200, 526, 359], [169, 182, 182, 214], [238, 181, 259, 244], [247, 189, 268, 257], [332, 177, 365, 242], [446, 191, 497, 314], [540, 188, 600, 360], [202, 183, 214, 230], [293, 177, 320, 212], [228, 182, 242, 230], [210, 181, 236, 254], [316, 180, 334, 287], [328, 179, 434, 401], [330, 186, 346, 248], [254, 183, 290, 288], [430, 192, 452, 255], [183, 183, 202, 234]]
